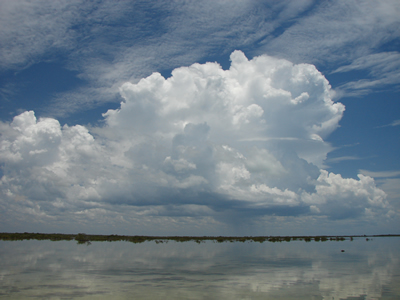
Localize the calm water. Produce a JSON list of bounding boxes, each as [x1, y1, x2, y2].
[[0, 237, 399, 299]]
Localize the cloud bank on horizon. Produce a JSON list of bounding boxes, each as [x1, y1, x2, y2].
[[0, 51, 394, 234]]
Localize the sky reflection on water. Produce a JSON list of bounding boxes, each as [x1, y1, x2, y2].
[[0, 237, 399, 299]]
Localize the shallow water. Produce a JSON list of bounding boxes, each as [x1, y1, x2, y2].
[[0, 237, 399, 299]]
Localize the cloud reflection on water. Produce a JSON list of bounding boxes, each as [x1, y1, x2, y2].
[[0, 237, 398, 299]]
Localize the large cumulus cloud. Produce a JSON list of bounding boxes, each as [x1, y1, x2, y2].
[[0, 51, 393, 233]]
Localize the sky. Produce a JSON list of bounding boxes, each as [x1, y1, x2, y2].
[[0, 0, 399, 236]]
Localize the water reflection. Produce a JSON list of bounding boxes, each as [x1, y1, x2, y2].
[[0, 237, 399, 299]]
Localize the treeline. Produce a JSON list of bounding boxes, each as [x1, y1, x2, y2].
[[1, 232, 395, 244]]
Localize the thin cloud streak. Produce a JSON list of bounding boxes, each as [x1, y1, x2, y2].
[[327, 156, 362, 163], [375, 119, 400, 128], [359, 170, 400, 178]]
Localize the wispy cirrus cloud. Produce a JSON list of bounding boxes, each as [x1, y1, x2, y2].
[[6, 1, 400, 116], [2, 0, 301, 116], [258, 1, 400, 99], [0, 0, 84, 69], [332, 52, 400, 96], [260, 1, 400, 65]]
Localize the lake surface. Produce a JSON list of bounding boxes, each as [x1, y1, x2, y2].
[[0, 237, 399, 299]]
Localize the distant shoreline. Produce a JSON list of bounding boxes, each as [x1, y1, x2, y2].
[[1, 232, 399, 244]]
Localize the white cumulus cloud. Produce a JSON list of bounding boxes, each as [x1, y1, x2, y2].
[[0, 51, 393, 234]]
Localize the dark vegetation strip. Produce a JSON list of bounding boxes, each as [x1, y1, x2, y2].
[[0, 232, 398, 244]]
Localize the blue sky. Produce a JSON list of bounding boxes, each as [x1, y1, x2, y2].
[[0, 0, 399, 235]]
